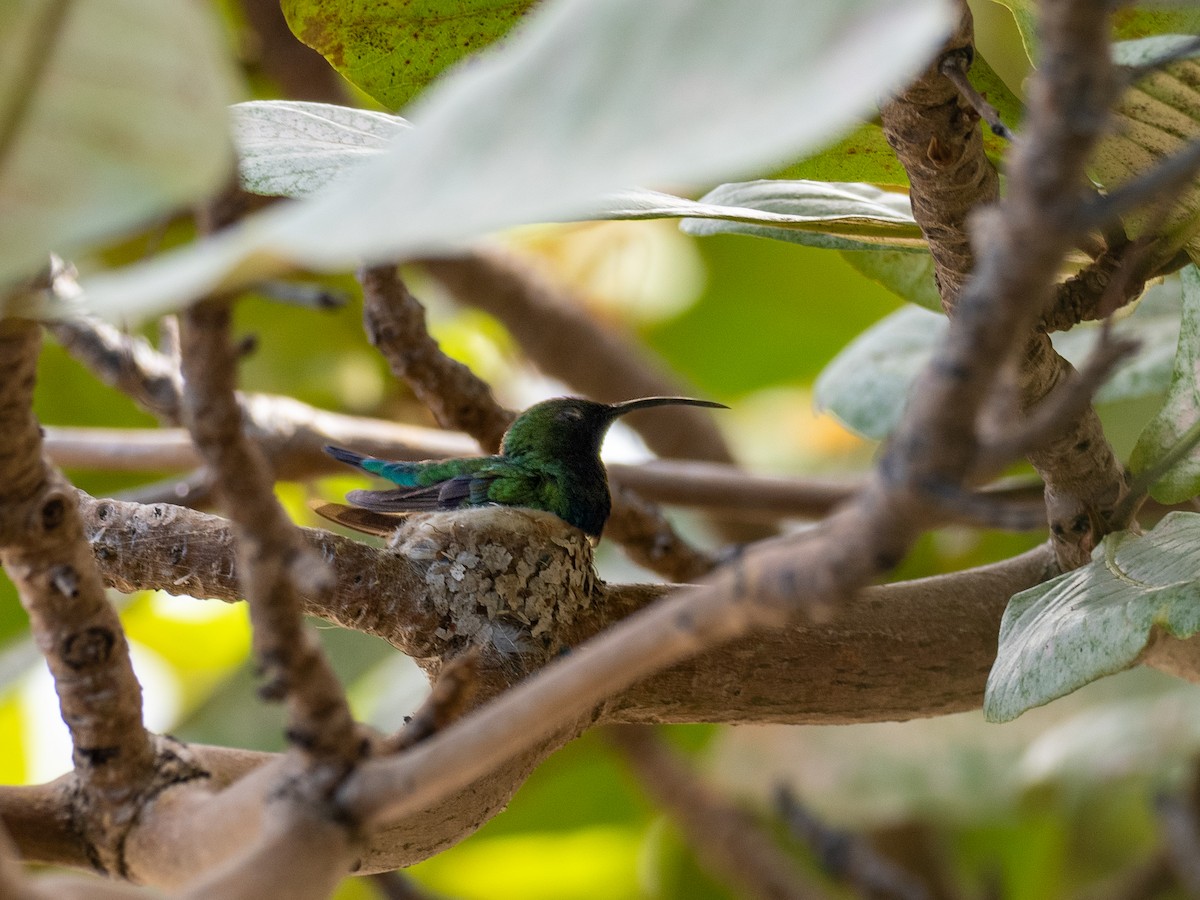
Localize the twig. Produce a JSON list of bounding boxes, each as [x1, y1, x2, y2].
[[0, 322, 157, 875], [47, 315, 183, 423], [1155, 790, 1200, 897], [358, 264, 513, 453], [41, 424, 854, 519], [178, 297, 363, 766], [381, 650, 481, 754], [77, 492, 448, 659], [1083, 136, 1200, 235], [606, 485, 717, 580], [940, 49, 1012, 140], [775, 786, 930, 900], [609, 726, 830, 900], [45, 424, 1055, 530], [975, 331, 1141, 473], [612, 459, 859, 520]]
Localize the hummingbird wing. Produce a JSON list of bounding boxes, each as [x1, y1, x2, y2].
[[345, 473, 496, 512]]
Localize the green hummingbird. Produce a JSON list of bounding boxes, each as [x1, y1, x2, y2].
[[320, 396, 727, 540]]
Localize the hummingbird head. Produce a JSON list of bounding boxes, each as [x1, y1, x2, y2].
[[501, 396, 727, 463]]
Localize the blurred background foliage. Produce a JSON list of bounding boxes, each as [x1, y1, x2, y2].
[[6, 1, 1200, 898]]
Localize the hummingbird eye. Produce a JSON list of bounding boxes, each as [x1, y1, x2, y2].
[[557, 408, 584, 423]]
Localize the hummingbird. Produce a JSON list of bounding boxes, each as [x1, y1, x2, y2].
[[319, 396, 727, 540]]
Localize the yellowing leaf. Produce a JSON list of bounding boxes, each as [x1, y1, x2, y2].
[[283, 0, 537, 110]]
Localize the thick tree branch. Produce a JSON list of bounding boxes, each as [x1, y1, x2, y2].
[[49, 486, 1054, 876], [79, 493, 447, 659], [880, 0, 1129, 570], [77, 493, 1053, 724], [0, 321, 159, 875]]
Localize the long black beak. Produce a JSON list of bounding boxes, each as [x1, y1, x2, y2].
[[605, 396, 728, 420]]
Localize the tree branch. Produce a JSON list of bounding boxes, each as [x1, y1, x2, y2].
[[775, 786, 930, 900], [880, 0, 1129, 570], [358, 264, 512, 453], [178, 295, 364, 766], [0, 321, 158, 875], [25, 490, 1056, 874], [78, 493, 1054, 725], [608, 726, 830, 900]]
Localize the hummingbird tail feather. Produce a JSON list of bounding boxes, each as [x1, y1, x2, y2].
[[325, 445, 370, 468]]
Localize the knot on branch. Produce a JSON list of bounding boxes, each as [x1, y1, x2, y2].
[[391, 507, 599, 664]]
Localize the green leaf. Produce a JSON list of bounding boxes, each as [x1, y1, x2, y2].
[[233, 101, 410, 198], [282, 0, 537, 111], [814, 305, 943, 439], [984, 512, 1200, 723], [1090, 58, 1200, 260], [233, 109, 925, 250], [772, 121, 911, 187], [990, 9, 1200, 258], [772, 53, 1022, 185], [677, 181, 924, 250], [79, 0, 957, 322], [0, 0, 240, 285], [1131, 265, 1200, 502], [1112, 8, 1200, 42], [839, 248, 942, 311], [815, 278, 1183, 439], [993, 2, 1200, 60]]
